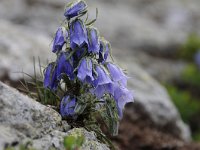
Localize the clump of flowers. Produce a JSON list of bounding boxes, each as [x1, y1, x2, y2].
[[26, 0, 133, 147]]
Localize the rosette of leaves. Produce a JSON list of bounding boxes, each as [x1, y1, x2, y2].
[[22, 0, 133, 148]]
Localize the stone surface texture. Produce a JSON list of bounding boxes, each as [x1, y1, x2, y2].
[[0, 81, 109, 150]]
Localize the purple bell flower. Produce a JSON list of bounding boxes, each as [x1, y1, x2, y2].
[[77, 58, 94, 83], [60, 96, 76, 117], [70, 19, 88, 49], [57, 52, 74, 80], [114, 86, 133, 118], [93, 65, 112, 87], [64, 0, 87, 20], [107, 63, 127, 87], [90, 65, 113, 97], [99, 39, 110, 63], [87, 27, 100, 53], [195, 50, 200, 69], [52, 27, 66, 53], [44, 63, 58, 90], [91, 83, 115, 98]]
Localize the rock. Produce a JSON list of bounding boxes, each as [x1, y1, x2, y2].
[[64, 128, 109, 150], [32, 129, 109, 150], [0, 20, 55, 81], [92, 0, 200, 56], [0, 81, 109, 150], [1, 0, 200, 56], [128, 51, 187, 82], [112, 48, 191, 141]]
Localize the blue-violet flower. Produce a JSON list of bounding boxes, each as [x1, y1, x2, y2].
[[87, 27, 100, 53], [70, 19, 88, 49], [52, 27, 66, 53], [107, 63, 127, 87], [114, 86, 133, 118], [93, 65, 111, 87], [57, 52, 74, 80], [64, 0, 87, 20], [44, 63, 58, 90], [77, 58, 94, 83], [60, 96, 76, 117]]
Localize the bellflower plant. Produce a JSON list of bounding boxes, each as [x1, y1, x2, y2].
[[25, 0, 133, 148]]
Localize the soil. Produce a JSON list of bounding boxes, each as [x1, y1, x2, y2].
[[111, 110, 200, 150]]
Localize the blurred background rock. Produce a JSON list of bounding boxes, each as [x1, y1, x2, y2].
[[1, 0, 200, 149]]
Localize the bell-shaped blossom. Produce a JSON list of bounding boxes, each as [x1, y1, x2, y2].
[[60, 96, 76, 117], [77, 58, 94, 83], [93, 65, 112, 87], [91, 82, 115, 98], [195, 50, 200, 69], [70, 19, 88, 49], [87, 27, 100, 53], [107, 63, 127, 87], [52, 27, 66, 53], [99, 39, 110, 63], [44, 63, 58, 90], [64, 0, 87, 20], [114, 86, 133, 118], [57, 52, 74, 80]]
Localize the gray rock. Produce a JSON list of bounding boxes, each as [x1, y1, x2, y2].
[[0, 20, 55, 81], [1, 0, 200, 56], [128, 51, 187, 82], [0, 81, 109, 150], [32, 129, 109, 150]]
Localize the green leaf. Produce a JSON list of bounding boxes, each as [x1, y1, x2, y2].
[[64, 136, 76, 150], [63, 135, 85, 150]]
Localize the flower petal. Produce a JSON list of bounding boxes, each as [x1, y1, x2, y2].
[[91, 82, 115, 98], [70, 19, 88, 49], [93, 65, 111, 87], [57, 52, 74, 80], [60, 96, 76, 117], [64, 0, 87, 19], [52, 27, 66, 53], [87, 27, 100, 53], [77, 58, 94, 83], [44, 63, 58, 90], [114, 87, 133, 118], [107, 63, 127, 87]]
